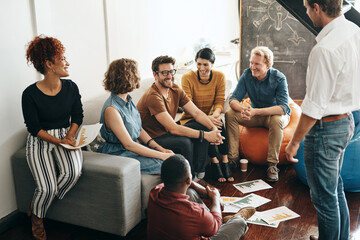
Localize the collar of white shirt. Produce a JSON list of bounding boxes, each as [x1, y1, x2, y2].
[[316, 15, 345, 43]]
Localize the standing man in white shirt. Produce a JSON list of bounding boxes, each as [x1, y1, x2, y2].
[[285, 1, 360, 240]]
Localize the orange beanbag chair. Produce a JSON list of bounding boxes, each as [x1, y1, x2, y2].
[[238, 99, 302, 165]]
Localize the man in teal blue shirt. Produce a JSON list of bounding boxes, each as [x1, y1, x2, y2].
[[225, 46, 290, 182]]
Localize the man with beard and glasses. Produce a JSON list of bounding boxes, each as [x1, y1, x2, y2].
[[137, 56, 224, 180]]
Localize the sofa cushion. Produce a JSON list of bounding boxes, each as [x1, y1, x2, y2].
[[141, 174, 162, 218], [12, 148, 142, 236], [82, 92, 109, 125]]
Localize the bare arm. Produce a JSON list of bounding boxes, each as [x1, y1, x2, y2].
[[190, 181, 208, 198], [209, 107, 223, 128], [63, 123, 80, 145], [229, 99, 247, 112], [36, 122, 80, 146], [105, 106, 173, 160], [206, 186, 222, 214], [154, 111, 223, 144], [285, 113, 317, 162], [252, 105, 285, 116], [138, 129, 174, 154], [37, 130, 62, 145], [182, 101, 216, 130]]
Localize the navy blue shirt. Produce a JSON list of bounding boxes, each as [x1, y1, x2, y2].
[[22, 79, 83, 136], [230, 68, 291, 115]]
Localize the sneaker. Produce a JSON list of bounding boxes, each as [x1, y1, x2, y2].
[[197, 172, 205, 179], [223, 206, 256, 223], [266, 164, 279, 182]]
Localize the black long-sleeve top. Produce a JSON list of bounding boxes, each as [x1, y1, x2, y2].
[[22, 79, 83, 136]]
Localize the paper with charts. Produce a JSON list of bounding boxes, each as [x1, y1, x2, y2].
[[220, 197, 244, 213], [233, 179, 272, 194], [247, 211, 279, 228], [221, 194, 271, 213], [232, 193, 271, 208], [60, 123, 103, 150], [260, 206, 300, 224]]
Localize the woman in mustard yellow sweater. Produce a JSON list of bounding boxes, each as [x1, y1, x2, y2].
[[179, 48, 233, 182]]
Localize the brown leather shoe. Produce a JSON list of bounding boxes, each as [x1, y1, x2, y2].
[[223, 206, 256, 223], [309, 235, 318, 240], [266, 165, 279, 182], [31, 214, 47, 240]]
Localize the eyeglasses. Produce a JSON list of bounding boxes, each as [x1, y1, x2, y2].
[[156, 69, 177, 77]]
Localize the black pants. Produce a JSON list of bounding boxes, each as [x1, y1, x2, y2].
[[154, 133, 195, 175], [154, 120, 209, 174], [183, 120, 210, 173], [208, 120, 229, 158]]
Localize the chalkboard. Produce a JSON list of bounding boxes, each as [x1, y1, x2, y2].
[[240, 0, 316, 99]]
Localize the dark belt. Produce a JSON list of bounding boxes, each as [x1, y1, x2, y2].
[[318, 113, 348, 123]]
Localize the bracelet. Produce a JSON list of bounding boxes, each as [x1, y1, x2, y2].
[[199, 130, 204, 143], [146, 138, 154, 147]]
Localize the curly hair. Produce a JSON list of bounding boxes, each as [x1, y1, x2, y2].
[[307, 0, 341, 17], [26, 35, 65, 74], [103, 58, 140, 94], [151, 56, 176, 73]]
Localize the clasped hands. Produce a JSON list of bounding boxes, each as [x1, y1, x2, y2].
[[207, 114, 224, 145], [240, 106, 256, 120]]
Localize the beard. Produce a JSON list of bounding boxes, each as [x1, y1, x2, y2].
[[159, 77, 174, 88]]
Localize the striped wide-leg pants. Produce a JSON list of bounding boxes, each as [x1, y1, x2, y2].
[[25, 128, 83, 218]]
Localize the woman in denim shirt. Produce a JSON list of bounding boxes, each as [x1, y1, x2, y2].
[[98, 59, 174, 174]]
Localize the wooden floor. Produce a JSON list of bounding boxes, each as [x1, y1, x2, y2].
[[1, 163, 359, 240]]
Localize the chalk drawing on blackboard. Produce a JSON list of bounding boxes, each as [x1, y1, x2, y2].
[[256, 35, 265, 46], [286, 23, 306, 46], [268, 1, 289, 30], [273, 59, 297, 65], [248, 0, 306, 47]]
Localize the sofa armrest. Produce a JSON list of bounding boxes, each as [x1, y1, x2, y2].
[[12, 148, 142, 236]]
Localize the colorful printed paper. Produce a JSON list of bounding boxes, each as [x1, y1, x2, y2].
[[233, 179, 272, 194], [60, 123, 102, 150], [247, 211, 280, 228], [260, 206, 300, 224]]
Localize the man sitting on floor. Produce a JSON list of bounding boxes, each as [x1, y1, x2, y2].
[[147, 154, 255, 240]]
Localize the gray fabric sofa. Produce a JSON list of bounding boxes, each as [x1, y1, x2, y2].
[[11, 91, 161, 236]]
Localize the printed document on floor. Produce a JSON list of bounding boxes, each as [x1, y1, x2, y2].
[[233, 179, 272, 194]]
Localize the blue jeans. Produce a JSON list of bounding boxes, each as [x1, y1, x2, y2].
[[304, 114, 354, 240]]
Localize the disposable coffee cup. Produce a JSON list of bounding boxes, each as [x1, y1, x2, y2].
[[240, 159, 248, 172]]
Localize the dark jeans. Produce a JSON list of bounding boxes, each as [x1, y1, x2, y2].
[[184, 120, 210, 173], [154, 133, 195, 175], [208, 120, 228, 158]]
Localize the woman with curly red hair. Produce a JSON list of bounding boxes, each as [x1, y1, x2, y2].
[[22, 35, 83, 240]]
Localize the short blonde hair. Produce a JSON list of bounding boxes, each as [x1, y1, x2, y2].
[[250, 46, 273, 68]]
